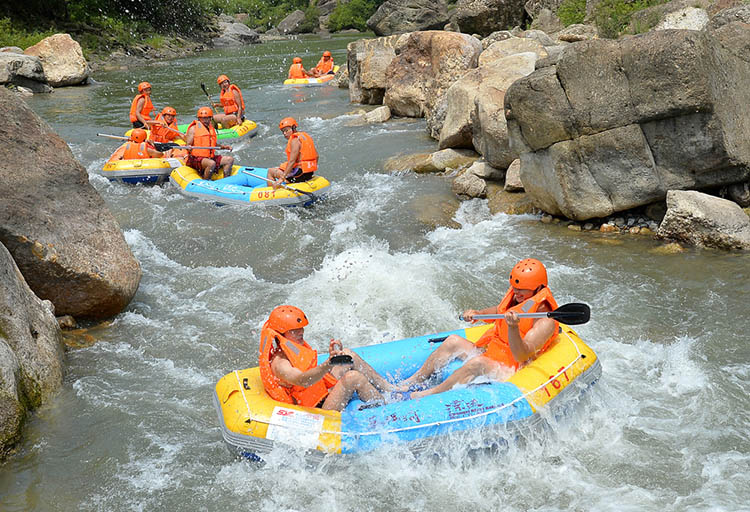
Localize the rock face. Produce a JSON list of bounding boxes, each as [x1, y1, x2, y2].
[[657, 190, 750, 250], [0, 53, 51, 93], [0, 88, 141, 319], [367, 0, 451, 36], [23, 34, 90, 87], [505, 25, 750, 221], [384, 31, 482, 118], [450, 0, 528, 37], [347, 35, 402, 104], [278, 10, 307, 34], [213, 22, 261, 47], [1, 242, 64, 458]]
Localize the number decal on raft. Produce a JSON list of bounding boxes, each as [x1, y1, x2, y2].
[[543, 366, 570, 397], [257, 191, 277, 200]]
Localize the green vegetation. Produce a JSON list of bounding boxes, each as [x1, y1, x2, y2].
[[592, 0, 668, 39], [328, 0, 382, 32], [0, 18, 55, 49], [557, 0, 587, 26]]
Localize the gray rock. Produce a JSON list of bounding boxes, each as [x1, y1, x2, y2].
[[0, 47, 23, 54], [450, 0, 528, 37], [385, 31, 482, 117], [452, 168, 488, 198], [347, 35, 402, 104], [709, 4, 750, 30], [0, 242, 64, 458], [0, 53, 51, 93], [213, 22, 260, 47], [0, 87, 141, 319], [482, 31, 514, 49], [278, 10, 306, 34], [657, 190, 750, 250], [524, 0, 565, 19], [364, 105, 392, 123], [504, 159, 524, 191], [727, 182, 750, 207], [367, 0, 450, 36], [23, 34, 90, 87], [529, 8, 564, 34]]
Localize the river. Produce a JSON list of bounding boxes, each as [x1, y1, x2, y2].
[[1, 34, 749, 511]]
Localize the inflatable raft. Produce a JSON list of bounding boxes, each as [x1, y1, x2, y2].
[[214, 322, 600, 461], [170, 165, 330, 207], [99, 143, 186, 184], [175, 118, 258, 140], [283, 66, 340, 86]]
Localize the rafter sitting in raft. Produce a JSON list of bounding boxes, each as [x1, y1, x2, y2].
[[267, 117, 318, 188], [214, 74, 245, 128], [310, 51, 334, 77], [397, 258, 561, 399], [117, 129, 164, 160], [288, 57, 310, 79], [185, 107, 234, 180], [260, 306, 396, 411], [129, 81, 154, 129]]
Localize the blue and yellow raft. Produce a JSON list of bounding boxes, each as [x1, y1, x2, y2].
[[213, 322, 600, 461]]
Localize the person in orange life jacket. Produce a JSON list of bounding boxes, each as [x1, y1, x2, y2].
[[310, 50, 334, 77], [267, 117, 318, 189], [260, 306, 396, 411], [146, 106, 183, 144], [214, 74, 245, 128], [288, 57, 310, 79], [129, 82, 155, 129], [117, 128, 164, 160], [185, 107, 234, 180], [397, 259, 559, 400]]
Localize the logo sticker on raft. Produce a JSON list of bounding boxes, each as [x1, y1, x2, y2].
[[266, 406, 325, 449]]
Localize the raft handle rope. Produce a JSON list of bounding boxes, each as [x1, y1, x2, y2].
[[234, 330, 586, 438]]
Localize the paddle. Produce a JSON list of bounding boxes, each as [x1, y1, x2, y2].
[[200, 82, 222, 112], [241, 169, 318, 203], [428, 303, 591, 343], [145, 120, 185, 138], [96, 134, 227, 151]]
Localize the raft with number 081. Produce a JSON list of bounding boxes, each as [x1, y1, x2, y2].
[[170, 165, 330, 207], [213, 321, 600, 462]]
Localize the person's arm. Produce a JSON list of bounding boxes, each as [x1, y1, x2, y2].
[[185, 125, 195, 147], [505, 308, 556, 363], [146, 145, 164, 158], [462, 306, 500, 323], [272, 356, 334, 388], [135, 97, 147, 125], [233, 89, 244, 120]]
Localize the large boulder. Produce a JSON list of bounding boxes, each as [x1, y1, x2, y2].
[[657, 190, 750, 250], [213, 21, 260, 47], [278, 10, 307, 34], [505, 25, 750, 220], [367, 0, 450, 36], [0, 88, 141, 319], [450, 0, 528, 37], [23, 34, 90, 87], [347, 35, 403, 104], [0, 53, 51, 93], [1, 242, 64, 458], [384, 31, 482, 118]]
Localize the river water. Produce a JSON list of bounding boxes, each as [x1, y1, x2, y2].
[[1, 34, 749, 511]]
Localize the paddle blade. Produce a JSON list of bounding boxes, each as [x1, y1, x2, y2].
[[549, 303, 590, 325]]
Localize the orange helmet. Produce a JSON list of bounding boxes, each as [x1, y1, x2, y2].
[[138, 81, 151, 92], [278, 117, 297, 130], [161, 106, 177, 116], [323, 51, 331, 57], [197, 107, 213, 118], [509, 258, 548, 290], [130, 128, 147, 143], [266, 305, 309, 333], [217, 74, 229, 84], [293, 57, 302, 63]]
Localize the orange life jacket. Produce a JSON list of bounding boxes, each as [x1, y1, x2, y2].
[[220, 84, 245, 115], [187, 120, 217, 158], [288, 63, 309, 79], [151, 113, 180, 143], [258, 323, 337, 407], [476, 286, 559, 370], [121, 142, 152, 160], [280, 131, 318, 173], [129, 93, 154, 123], [315, 57, 334, 74]]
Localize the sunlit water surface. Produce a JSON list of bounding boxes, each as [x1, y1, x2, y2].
[[1, 34, 748, 512]]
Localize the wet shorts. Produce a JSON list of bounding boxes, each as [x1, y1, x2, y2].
[[287, 167, 314, 183], [187, 155, 223, 171]]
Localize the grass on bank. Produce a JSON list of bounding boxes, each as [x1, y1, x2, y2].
[[0, 18, 56, 49], [557, 0, 671, 38]]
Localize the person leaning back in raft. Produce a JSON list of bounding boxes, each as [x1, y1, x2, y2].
[[129, 81, 155, 129], [259, 306, 396, 411], [267, 117, 318, 189], [310, 50, 334, 77], [214, 74, 245, 128], [288, 57, 310, 79], [117, 129, 164, 160], [184, 107, 234, 180], [396, 258, 560, 399]]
